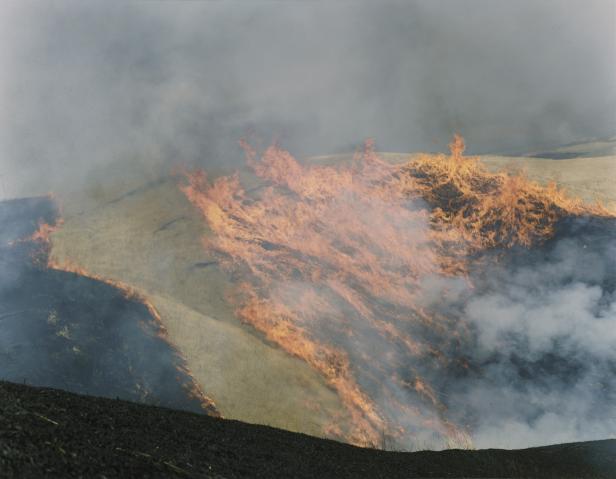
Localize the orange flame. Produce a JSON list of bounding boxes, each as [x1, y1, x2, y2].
[[181, 135, 613, 448], [408, 133, 611, 250]]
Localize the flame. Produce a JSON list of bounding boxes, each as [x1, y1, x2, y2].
[[408, 133, 611, 250], [28, 220, 219, 416], [181, 134, 613, 448], [30, 219, 64, 243]]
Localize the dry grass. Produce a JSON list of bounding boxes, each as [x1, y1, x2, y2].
[[44, 138, 616, 443], [49, 175, 346, 437]]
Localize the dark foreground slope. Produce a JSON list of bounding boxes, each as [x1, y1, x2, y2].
[[1, 381, 614, 479]]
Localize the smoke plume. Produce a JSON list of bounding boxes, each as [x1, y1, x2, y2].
[[1, 0, 614, 196]]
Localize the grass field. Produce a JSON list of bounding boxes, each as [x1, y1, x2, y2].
[[46, 138, 616, 440]]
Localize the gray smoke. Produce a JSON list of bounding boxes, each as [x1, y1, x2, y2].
[[1, 0, 615, 196], [432, 218, 616, 448]]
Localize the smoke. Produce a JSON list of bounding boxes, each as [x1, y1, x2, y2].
[[391, 217, 616, 449], [1, 1, 615, 197], [435, 217, 616, 448]]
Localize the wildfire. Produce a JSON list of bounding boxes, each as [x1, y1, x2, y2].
[[408, 134, 610, 251], [181, 134, 613, 448]]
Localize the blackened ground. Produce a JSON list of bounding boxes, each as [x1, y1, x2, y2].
[[1, 381, 614, 479], [0, 197, 215, 415]]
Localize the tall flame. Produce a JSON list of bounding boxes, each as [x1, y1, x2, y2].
[[181, 135, 613, 447]]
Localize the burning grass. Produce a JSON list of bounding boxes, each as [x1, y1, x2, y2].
[[408, 134, 611, 251], [181, 135, 614, 448]]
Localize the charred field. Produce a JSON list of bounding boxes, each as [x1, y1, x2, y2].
[[0, 196, 216, 416], [1, 380, 616, 478]]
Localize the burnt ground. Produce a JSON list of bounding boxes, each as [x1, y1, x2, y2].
[[0, 381, 615, 479], [0, 197, 214, 415]]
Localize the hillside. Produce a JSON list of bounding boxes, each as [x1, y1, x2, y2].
[[43, 139, 616, 443], [1, 380, 615, 478]]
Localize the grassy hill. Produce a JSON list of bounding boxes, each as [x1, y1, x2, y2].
[[45, 139, 616, 442]]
